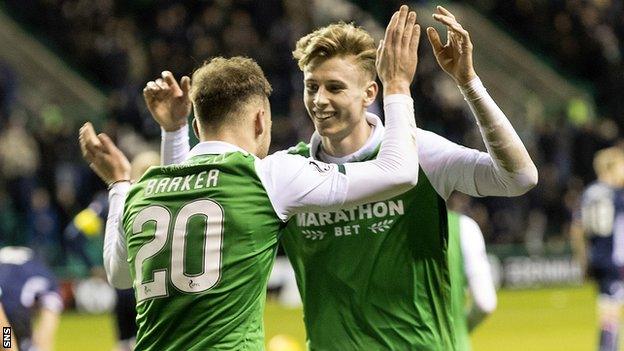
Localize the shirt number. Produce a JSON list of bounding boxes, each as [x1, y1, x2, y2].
[[131, 200, 224, 302]]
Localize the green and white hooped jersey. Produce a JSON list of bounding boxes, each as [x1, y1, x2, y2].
[[122, 141, 353, 351]]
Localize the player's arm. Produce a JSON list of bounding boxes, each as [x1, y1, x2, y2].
[[0, 299, 18, 351], [426, 6, 538, 197], [32, 308, 60, 351], [79, 123, 134, 288], [32, 281, 63, 351], [569, 218, 588, 276], [459, 215, 497, 331], [259, 6, 420, 218], [143, 71, 192, 165]]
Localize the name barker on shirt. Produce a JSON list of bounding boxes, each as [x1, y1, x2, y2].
[[295, 199, 405, 240]]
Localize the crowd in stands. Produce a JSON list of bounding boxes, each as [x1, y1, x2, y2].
[[461, 0, 624, 248], [0, 0, 621, 273], [468, 0, 624, 122]]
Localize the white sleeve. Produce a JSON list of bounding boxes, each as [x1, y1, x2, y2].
[[161, 125, 190, 165], [103, 182, 133, 289], [418, 130, 536, 200], [257, 94, 419, 221], [460, 215, 497, 314], [459, 77, 537, 196]]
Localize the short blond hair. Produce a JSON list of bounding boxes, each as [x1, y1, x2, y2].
[[190, 57, 272, 127], [593, 146, 624, 179], [292, 22, 376, 80]]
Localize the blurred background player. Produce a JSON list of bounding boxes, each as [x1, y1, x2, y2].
[[571, 146, 624, 351], [0, 246, 62, 351], [64, 149, 159, 351], [447, 210, 497, 351]]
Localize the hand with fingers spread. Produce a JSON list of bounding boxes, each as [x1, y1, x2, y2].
[[79, 122, 131, 186], [426, 6, 476, 85], [143, 71, 192, 132], [376, 5, 421, 96]]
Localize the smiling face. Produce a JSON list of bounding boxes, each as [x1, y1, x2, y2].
[[303, 55, 376, 141]]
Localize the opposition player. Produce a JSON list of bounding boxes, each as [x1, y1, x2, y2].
[[82, 11, 422, 349], [447, 211, 497, 351], [65, 150, 158, 351], [0, 246, 62, 351], [152, 5, 537, 350], [571, 147, 624, 351]]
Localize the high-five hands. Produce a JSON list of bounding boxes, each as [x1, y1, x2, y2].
[[143, 71, 192, 131], [79, 122, 131, 186], [376, 5, 421, 96], [426, 6, 477, 85]]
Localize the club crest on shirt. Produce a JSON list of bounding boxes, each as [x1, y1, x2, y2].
[[308, 160, 333, 173]]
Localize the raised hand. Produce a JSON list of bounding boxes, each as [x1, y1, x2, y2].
[[376, 5, 421, 96], [143, 71, 192, 131], [426, 6, 476, 85], [79, 122, 131, 185]]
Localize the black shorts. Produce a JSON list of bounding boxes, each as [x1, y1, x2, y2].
[[590, 265, 624, 300], [114, 288, 137, 341]]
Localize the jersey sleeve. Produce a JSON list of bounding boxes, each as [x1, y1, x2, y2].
[[459, 77, 537, 196], [103, 182, 134, 289], [419, 77, 538, 200], [257, 94, 419, 221], [38, 284, 63, 314], [161, 125, 190, 165], [255, 152, 348, 221], [22, 263, 64, 313], [459, 215, 497, 314], [418, 129, 535, 200]]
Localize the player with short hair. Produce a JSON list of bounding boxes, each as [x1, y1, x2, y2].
[[447, 210, 497, 351], [83, 11, 422, 349], [571, 146, 624, 351], [151, 5, 537, 350], [0, 246, 62, 351]]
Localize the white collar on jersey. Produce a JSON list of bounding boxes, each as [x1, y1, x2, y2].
[[309, 112, 385, 163], [186, 141, 252, 160]]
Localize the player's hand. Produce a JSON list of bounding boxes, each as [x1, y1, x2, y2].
[[426, 6, 477, 85], [143, 71, 192, 132], [79, 122, 131, 185], [376, 5, 421, 96]]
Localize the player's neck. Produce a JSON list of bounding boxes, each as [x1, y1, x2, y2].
[[202, 131, 258, 156], [320, 116, 372, 158]]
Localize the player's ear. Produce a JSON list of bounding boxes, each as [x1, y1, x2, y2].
[[363, 81, 378, 107], [254, 108, 266, 138], [192, 118, 200, 139]]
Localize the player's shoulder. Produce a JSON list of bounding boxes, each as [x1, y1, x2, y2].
[[286, 141, 311, 157], [259, 149, 308, 171]]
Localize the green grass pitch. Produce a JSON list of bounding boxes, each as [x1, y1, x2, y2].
[[55, 284, 606, 350]]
